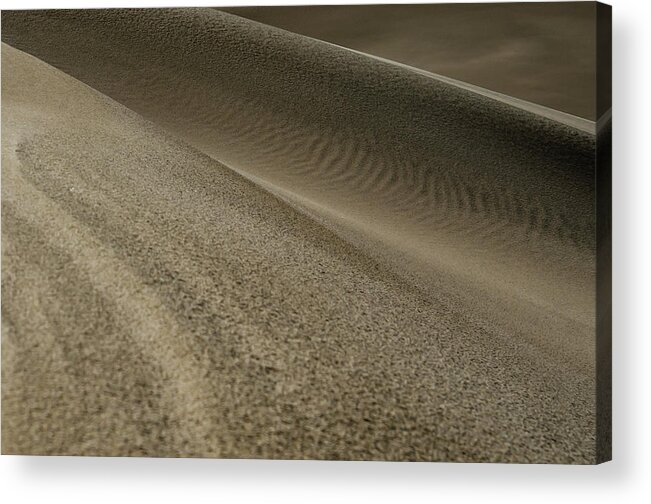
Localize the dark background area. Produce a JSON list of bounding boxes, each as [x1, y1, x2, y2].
[[223, 2, 598, 120]]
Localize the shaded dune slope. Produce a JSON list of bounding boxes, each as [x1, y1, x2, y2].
[[1, 8, 598, 463]]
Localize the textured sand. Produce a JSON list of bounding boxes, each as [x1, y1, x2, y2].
[[2, 8, 598, 463]]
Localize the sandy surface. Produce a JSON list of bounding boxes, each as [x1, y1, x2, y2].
[[2, 9, 598, 463]]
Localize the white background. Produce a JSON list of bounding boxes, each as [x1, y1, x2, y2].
[[0, 0, 648, 502]]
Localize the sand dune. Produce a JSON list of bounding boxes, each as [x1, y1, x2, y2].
[[2, 8, 598, 463]]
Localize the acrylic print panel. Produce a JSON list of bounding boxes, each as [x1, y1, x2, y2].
[[0, 2, 612, 464]]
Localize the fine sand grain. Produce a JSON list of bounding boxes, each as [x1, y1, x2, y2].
[[1, 8, 598, 463]]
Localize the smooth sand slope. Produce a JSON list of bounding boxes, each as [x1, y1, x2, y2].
[[2, 9, 597, 463]]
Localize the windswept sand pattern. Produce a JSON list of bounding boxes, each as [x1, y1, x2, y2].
[[2, 9, 596, 335], [2, 7, 599, 463]]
